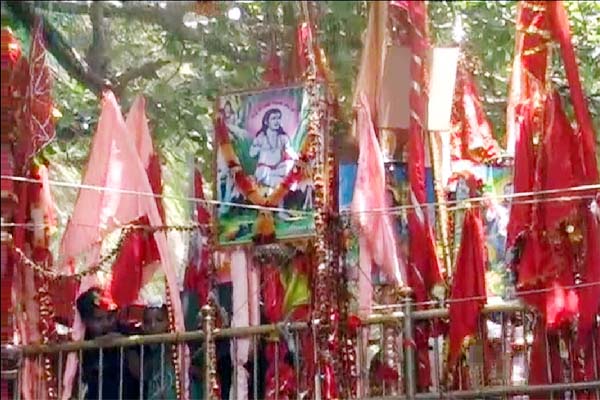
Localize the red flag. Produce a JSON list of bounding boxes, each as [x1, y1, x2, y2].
[[450, 68, 501, 163], [15, 18, 56, 173], [506, 101, 536, 250], [448, 208, 487, 368], [548, 1, 598, 184]]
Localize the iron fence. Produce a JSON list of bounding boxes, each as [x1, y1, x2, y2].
[[2, 299, 599, 399]]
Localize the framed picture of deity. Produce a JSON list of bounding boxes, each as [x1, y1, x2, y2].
[[214, 84, 326, 246]]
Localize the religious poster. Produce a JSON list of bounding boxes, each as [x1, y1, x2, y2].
[[215, 85, 320, 246], [482, 165, 513, 297], [482, 165, 513, 270]]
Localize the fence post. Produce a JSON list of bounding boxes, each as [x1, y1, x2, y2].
[[403, 295, 416, 400], [202, 304, 215, 400]]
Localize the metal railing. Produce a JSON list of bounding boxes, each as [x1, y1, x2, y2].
[[2, 299, 600, 399]]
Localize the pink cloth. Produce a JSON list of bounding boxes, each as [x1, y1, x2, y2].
[[351, 2, 388, 129], [126, 95, 154, 169], [351, 93, 406, 288], [60, 91, 188, 400], [231, 250, 250, 400]]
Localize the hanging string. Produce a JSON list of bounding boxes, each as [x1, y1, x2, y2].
[[1, 191, 596, 232], [1, 174, 597, 216], [0, 174, 314, 215], [365, 280, 600, 311]]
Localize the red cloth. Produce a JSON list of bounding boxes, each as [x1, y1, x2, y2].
[[263, 50, 283, 86], [12, 164, 58, 400], [392, 2, 441, 391], [264, 340, 297, 400], [507, 3, 600, 388], [261, 263, 294, 399], [539, 93, 579, 232], [146, 153, 166, 222], [1, 27, 23, 139], [506, 102, 536, 250], [108, 97, 165, 306], [110, 227, 145, 306], [548, 1, 598, 185], [263, 264, 285, 323], [14, 19, 55, 173], [513, 93, 580, 304], [450, 68, 501, 163], [577, 210, 600, 343], [505, 1, 550, 154], [183, 167, 211, 305], [448, 208, 487, 368], [529, 324, 564, 400]]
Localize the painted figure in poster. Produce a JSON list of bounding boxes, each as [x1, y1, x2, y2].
[[223, 100, 246, 140], [250, 108, 297, 190]]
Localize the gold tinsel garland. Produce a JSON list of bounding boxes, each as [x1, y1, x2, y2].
[[38, 274, 58, 399], [299, 1, 337, 397], [16, 224, 208, 281]]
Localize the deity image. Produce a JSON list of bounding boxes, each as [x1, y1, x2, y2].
[[250, 108, 297, 192]]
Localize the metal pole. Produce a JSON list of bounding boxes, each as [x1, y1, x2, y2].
[[403, 296, 416, 400]]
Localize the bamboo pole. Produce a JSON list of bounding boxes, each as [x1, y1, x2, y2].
[[426, 130, 452, 276]]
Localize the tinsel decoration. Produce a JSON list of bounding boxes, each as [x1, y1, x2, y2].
[[164, 282, 183, 400], [202, 303, 220, 400], [195, 199, 220, 400], [37, 277, 57, 399], [298, 1, 339, 397], [15, 223, 208, 281]]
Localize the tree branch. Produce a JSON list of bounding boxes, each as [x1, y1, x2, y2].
[[30, 1, 206, 42], [86, 1, 111, 77], [5, 1, 110, 95], [114, 59, 170, 96]]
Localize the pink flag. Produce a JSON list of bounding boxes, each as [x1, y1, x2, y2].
[[351, 93, 406, 289], [60, 91, 187, 400]]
